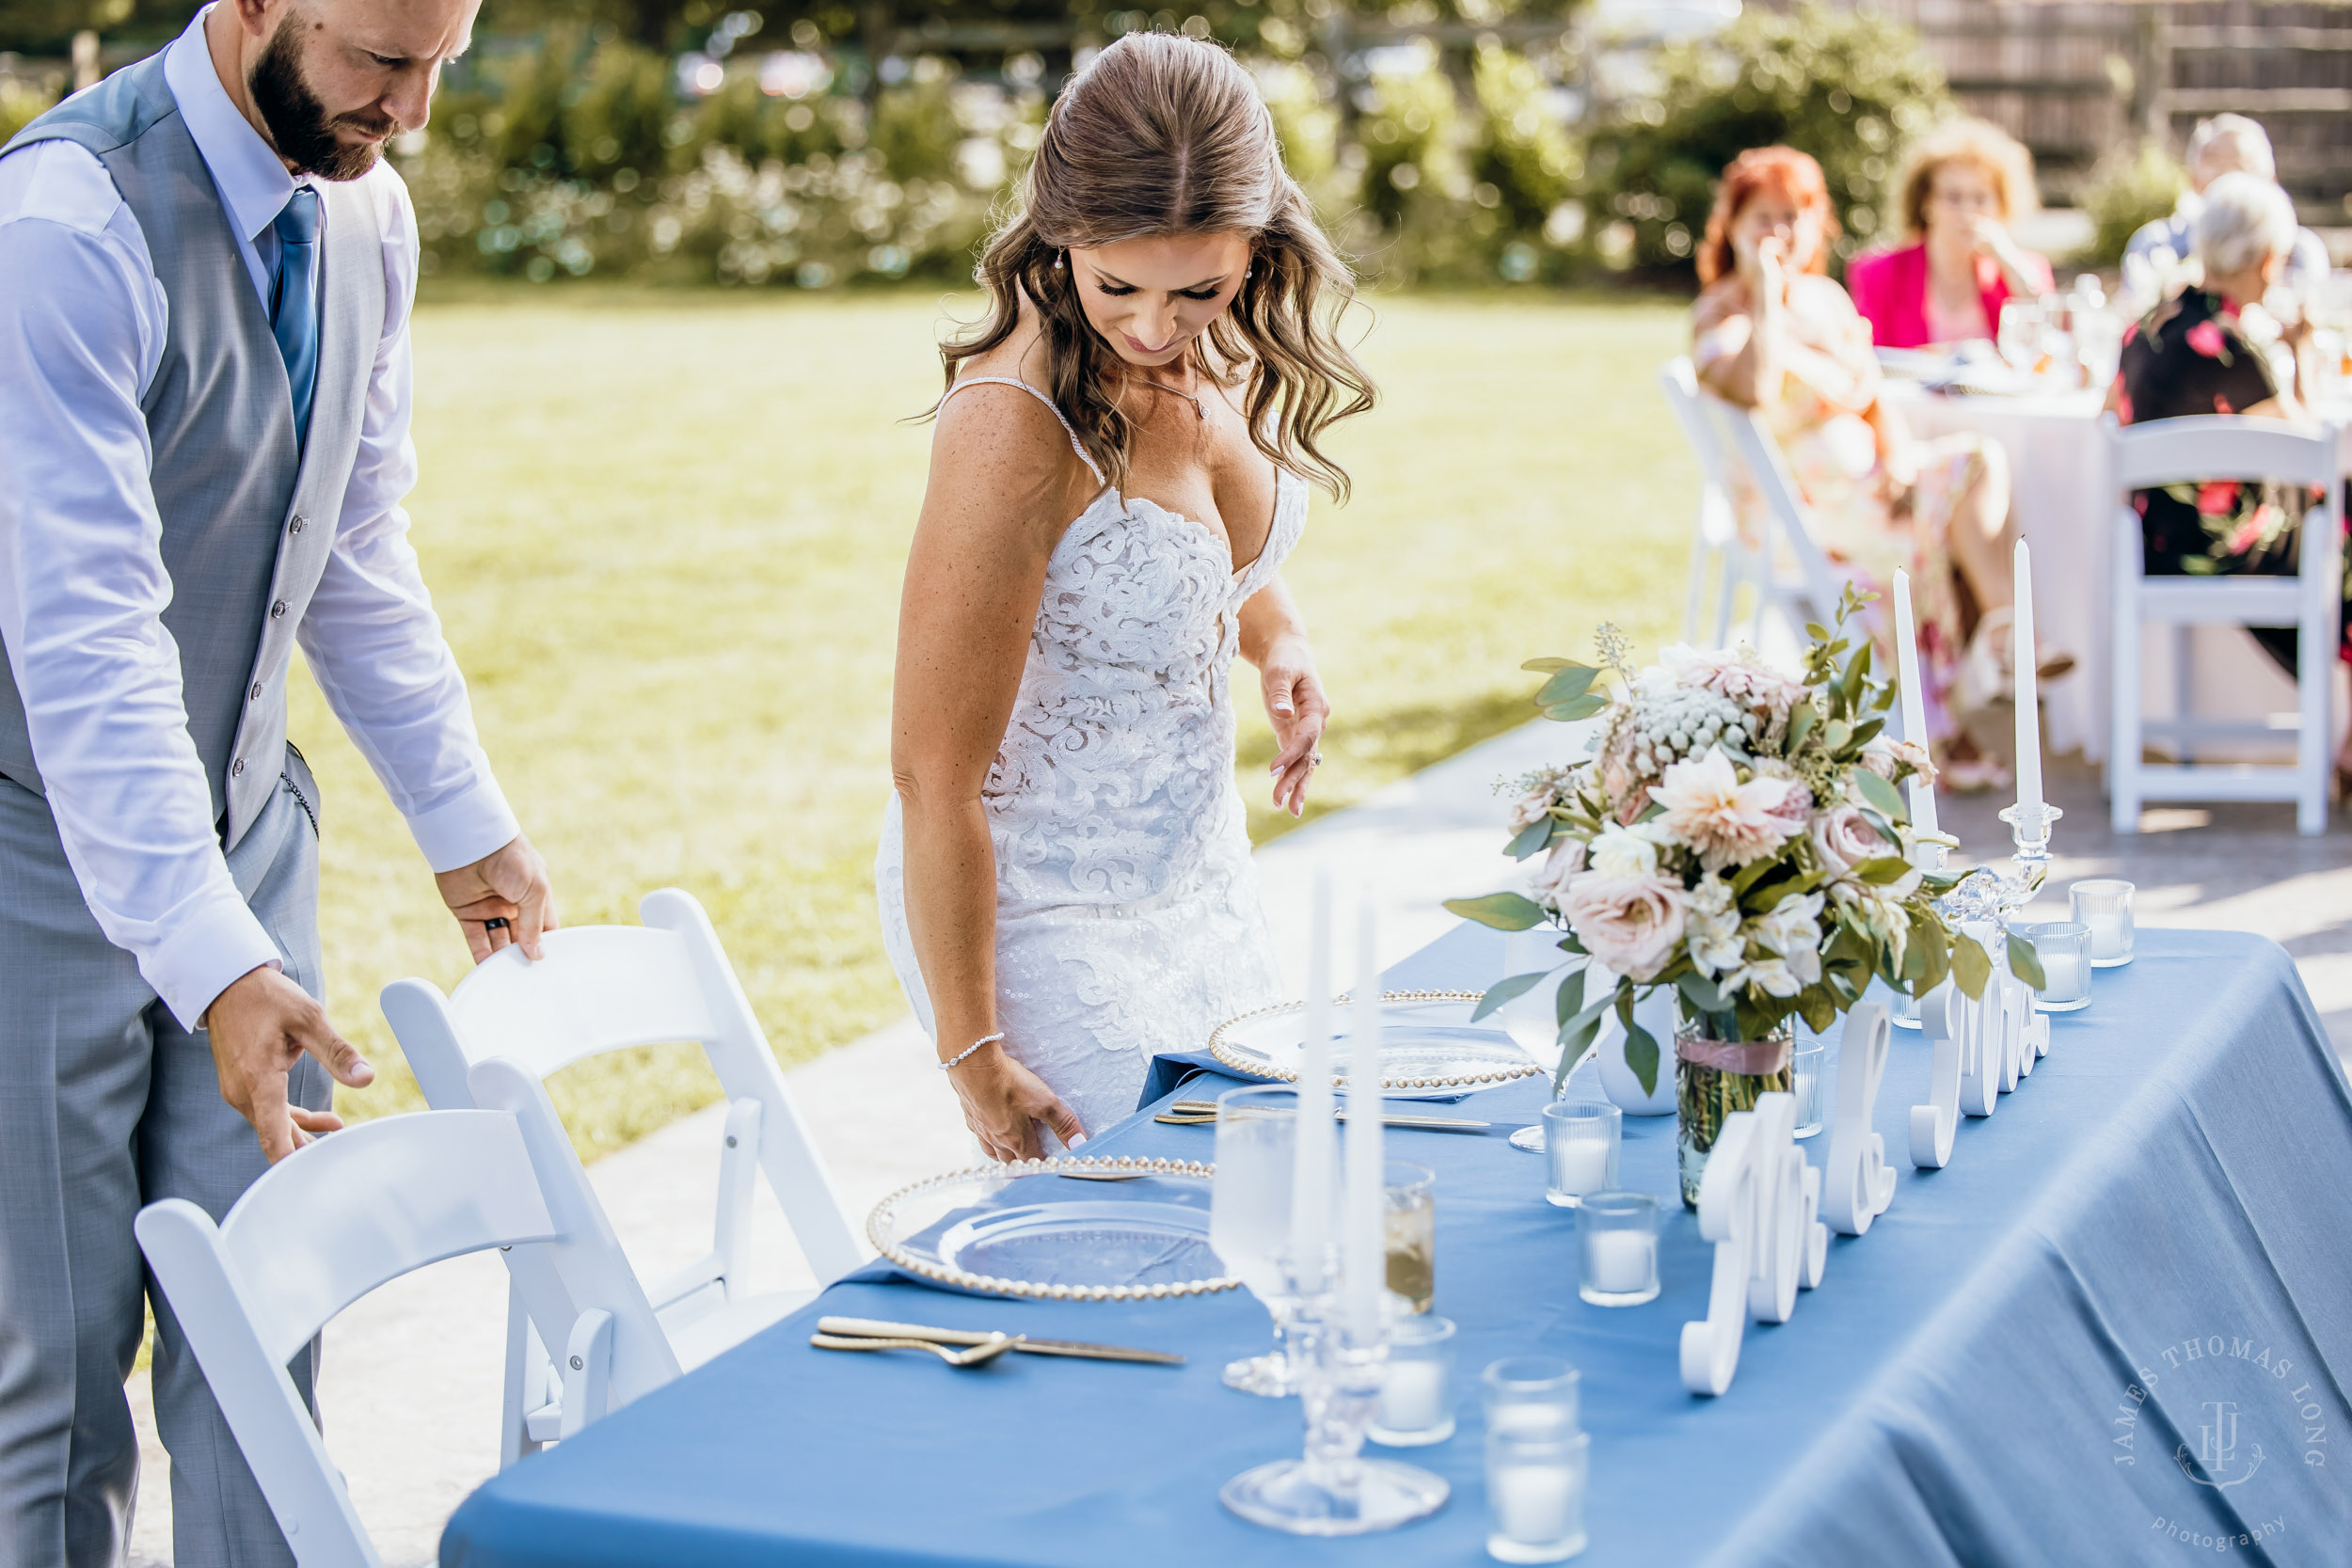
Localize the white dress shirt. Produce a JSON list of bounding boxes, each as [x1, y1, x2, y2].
[[0, 7, 518, 1028]]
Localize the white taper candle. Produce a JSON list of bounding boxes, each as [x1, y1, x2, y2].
[[1343, 901, 1386, 1337], [2012, 539, 2042, 818], [1288, 870, 1335, 1275], [1890, 570, 1940, 840]]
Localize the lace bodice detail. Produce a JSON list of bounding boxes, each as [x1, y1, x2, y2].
[[964, 380, 1308, 910], [874, 375, 1297, 1130]]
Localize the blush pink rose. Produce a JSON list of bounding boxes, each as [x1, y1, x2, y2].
[[1810, 802, 1891, 878], [1561, 870, 1689, 982], [1530, 837, 1588, 911]]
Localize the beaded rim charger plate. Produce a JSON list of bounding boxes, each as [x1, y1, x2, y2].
[[1206, 990, 1542, 1091], [866, 1157, 1239, 1302]]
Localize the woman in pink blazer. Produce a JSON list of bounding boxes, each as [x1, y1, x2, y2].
[[1848, 119, 2055, 349]]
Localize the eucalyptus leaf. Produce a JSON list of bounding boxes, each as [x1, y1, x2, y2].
[[1849, 716, 1884, 749], [1541, 692, 1611, 722], [1676, 969, 1729, 1014], [1470, 970, 1548, 1022], [1787, 704, 1819, 752], [1852, 767, 1906, 823], [2006, 933, 2049, 991], [1852, 855, 1916, 885], [1555, 964, 1588, 1026], [1522, 657, 1575, 673], [1951, 934, 1992, 1000], [1535, 665, 1600, 706], [1507, 815, 1556, 862], [1553, 1011, 1605, 1095], [1442, 893, 1547, 931], [1624, 1021, 1661, 1097]]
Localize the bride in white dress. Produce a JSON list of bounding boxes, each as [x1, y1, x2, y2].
[[876, 32, 1375, 1158]]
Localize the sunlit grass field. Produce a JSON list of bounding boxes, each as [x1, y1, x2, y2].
[[303, 288, 1696, 1157]]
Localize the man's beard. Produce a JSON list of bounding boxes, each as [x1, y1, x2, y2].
[[250, 22, 399, 181]]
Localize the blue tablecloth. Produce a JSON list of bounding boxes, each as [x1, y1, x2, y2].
[[441, 927, 2352, 1568]]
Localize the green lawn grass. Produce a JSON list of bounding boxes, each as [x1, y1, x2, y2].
[[304, 287, 1696, 1158]]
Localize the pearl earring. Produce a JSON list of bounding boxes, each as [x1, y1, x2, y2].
[[1053, 250, 1065, 271]]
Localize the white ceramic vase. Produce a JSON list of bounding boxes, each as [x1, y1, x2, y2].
[[1593, 972, 1679, 1117]]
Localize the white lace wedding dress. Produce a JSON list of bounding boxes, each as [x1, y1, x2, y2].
[[876, 375, 1298, 1139]]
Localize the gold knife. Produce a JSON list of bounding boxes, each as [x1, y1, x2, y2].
[[1155, 1109, 1491, 1132], [817, 1315, 1184, 1366]]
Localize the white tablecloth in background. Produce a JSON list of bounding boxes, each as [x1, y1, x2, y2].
[[1883, 385, 2348, 765]]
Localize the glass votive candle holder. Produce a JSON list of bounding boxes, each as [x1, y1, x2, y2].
[[1486, 1423, 1590, 1563], [1483, 1355, 1579, 1439], [2017, 920, 2092, 1012], [1385, 1160, 1436, 1313], [1369, 1313, 1456, 1447], [2070, 879, 2136, 967], [1788, 1041, 1827, 1139], [1541, 1101, 1618, 1208], [1577, 1190, 1660, 1307]]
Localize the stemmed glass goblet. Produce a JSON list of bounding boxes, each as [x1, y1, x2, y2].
[[1208, 1085, 1332, 1396]]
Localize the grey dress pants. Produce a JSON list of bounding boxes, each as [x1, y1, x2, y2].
[[0, 749, 330, 1568]]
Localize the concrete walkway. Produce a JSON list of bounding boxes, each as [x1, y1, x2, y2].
[[122, 721, 2351, 1564]]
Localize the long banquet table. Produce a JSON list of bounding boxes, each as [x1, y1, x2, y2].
[[1884, 384, 2352, 767], [440, 925, 2352, 1568]]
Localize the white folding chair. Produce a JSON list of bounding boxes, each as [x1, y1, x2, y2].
[[135, 1066, 678, 1568], [1660, 356, 1745, 644], [2106, 414, 2344, 834], [381, 886, 861, 1466], [1660, 357, 1850, 650]]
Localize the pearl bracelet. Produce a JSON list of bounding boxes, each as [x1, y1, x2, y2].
[[939, 1032, 1005, 1071]]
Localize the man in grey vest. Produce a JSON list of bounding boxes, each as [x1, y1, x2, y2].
[[0, 0, 553, 1562]]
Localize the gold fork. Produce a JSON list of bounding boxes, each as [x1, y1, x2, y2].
[[810, 1331, 1021, 1367]]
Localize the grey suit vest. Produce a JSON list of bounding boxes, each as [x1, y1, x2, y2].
[[0, 52, 381, 848]]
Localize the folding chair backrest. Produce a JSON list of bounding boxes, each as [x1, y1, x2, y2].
[[1660, 356, 1739, 549], [2109, 414, 2337, 492], [382, 888, 864, 1284], [134, 1100, 676, 1568], [1700, 392, 1849, 624], [210, 1111, 556, 1365]]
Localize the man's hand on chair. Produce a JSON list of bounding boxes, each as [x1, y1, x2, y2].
[[204, 966, 374, 1163], [437, 833, 559, 964]]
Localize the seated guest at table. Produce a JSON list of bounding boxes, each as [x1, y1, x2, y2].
[[2126, 115, 2330, 292], [1695, 145, 2062, 787], [2106, 172, 2352, 779], [1848, 119, 2056, 350]]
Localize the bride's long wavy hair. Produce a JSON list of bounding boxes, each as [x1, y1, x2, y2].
[[939, 32, 1375, 499]]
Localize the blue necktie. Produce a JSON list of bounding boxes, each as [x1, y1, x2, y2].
[[269, 187, 321, 447]]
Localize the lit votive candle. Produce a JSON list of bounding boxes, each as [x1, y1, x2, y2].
[[2016, 920, 2092, 1013], [2070, 879, 2136, 968], [1542, 1101, 1618, 1209], [1489, 1461, 1581, 1553], [1576, 1190, 1660, 1307], [1369, 1314, 1456, 1448]]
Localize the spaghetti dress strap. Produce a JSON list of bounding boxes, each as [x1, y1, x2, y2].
[[942, 375, 1106, 486]]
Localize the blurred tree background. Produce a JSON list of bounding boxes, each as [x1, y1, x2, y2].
[[1, 0, 1992, 287]]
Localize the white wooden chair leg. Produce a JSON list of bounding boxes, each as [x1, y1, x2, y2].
[[2171, 623, 2194, 766], [2111, 508, 2142, 835], [498, 1276, 535, 1469], [712, 1098, 762, 1304], [556, 1308, 614, 1440]]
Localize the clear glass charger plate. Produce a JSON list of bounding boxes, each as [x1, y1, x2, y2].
[[866, 1156, 1240, 1301], [1207, 990, 1542, 1092]]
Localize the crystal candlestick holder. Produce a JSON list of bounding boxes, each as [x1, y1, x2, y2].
[[1938, 803, 2064, 936], [1221, 1265, 1450, 1536]]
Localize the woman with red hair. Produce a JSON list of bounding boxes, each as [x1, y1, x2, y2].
[[1692, 146, 2056, 784]]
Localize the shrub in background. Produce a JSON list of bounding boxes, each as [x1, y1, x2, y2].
[[1581, 0, 1948, 277], [0, 76, 59, 144], [2076, 141, 2187, 268], [398, 30, 1018, 286]]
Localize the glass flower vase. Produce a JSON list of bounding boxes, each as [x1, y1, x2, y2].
[[1674, 1008, 1794, 1210]]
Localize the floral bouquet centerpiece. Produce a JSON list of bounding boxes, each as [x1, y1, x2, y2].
[[1449, 596, 2032, 1207]]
